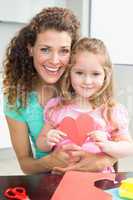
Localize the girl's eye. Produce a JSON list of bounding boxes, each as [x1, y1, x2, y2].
[[40, 48, 49, 53], [93, 72, 101, 76]]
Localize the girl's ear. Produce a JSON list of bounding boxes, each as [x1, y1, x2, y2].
[[27, 45, 33, 56]]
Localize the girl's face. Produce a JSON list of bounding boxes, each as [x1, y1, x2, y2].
[[30, 30, 72, 84], [70, 51, 105, 100]]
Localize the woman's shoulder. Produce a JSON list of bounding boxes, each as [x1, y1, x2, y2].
[[3, 94, 26, 122], [4, 91, 42, 122], [4, 91, 39, 109]]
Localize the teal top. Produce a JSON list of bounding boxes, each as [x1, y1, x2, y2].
[[4, 91, 48, 159]]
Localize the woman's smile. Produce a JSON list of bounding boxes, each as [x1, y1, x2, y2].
[[42, 64, 65, 76]]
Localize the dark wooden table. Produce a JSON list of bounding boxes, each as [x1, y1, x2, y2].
[[0, 172, 132, 200]]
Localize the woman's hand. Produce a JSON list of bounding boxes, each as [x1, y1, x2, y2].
[[51, 143, 82, 174], [49, 148, 70, 167], [44, 145, 80, 172], [52, 146, 117, 174]]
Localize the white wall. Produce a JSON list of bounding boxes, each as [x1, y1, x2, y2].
[[114, 65, 133, 133], [30, 0, 66, 20], [0, 0, 66, 23], [0, 93, 12, 148], [0, 0, 30, 23], [91, 0, 133, 65], [66, 0, 90, 36], [0, 22, 25, 71]]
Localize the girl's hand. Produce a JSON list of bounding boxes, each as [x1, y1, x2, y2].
[[88, 130, 108, 142], [45, 129, 67, 148]]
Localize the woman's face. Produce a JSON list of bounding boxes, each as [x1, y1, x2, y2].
[[30, 30, 72, 84]]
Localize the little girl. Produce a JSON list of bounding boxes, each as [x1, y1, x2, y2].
[[36, 37, 133, 172]]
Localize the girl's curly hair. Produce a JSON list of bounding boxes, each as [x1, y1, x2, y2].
[[3, 7, 80, 107]]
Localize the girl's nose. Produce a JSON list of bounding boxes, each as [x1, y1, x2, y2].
[[84, 76, 92, 84]]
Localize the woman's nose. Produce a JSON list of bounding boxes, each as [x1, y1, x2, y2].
[[50, 53, 60, 65]]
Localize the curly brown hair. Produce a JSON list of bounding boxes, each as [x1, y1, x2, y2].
[[3, 7, 80, 107]]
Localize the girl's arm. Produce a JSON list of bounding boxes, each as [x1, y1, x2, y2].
[[36, 123, 54, 152], [93, 104, 133, 158], [96, 134, 133, 158], [5, 116, 70, 174], [36, 97, 67, 152], [36, 123, 67, 152]]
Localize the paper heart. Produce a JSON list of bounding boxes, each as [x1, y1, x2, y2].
[[57, 113, 102, 145]]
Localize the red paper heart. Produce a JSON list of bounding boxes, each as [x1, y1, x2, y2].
[[57, 113, 102, 145]]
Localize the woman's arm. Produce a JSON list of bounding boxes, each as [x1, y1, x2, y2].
[[52, 144, 117, 173], [5, 116, 70, 174]]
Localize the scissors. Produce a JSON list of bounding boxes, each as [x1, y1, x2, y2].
[[4, 186, 29, 200]]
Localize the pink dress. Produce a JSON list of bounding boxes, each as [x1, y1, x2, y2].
[[44, 97, 129, 172]]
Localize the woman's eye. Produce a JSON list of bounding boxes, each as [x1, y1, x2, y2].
[[60, 49, 70, 55], [76, 71, 83, 75], [40, 48, 49, 53]]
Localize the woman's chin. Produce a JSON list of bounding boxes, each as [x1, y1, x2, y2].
[[40, 70, 64, 84]]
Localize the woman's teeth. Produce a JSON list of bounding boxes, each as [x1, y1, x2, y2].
[[45, 66, 59, 72]]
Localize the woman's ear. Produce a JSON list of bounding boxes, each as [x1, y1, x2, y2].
[[27, 45, 33, 56]]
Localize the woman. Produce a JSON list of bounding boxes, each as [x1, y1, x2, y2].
[[3, 7, 116, 174]]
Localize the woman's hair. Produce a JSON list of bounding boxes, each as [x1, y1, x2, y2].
[[3, 7, 80, 107], [58, 37, 116, 124]]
